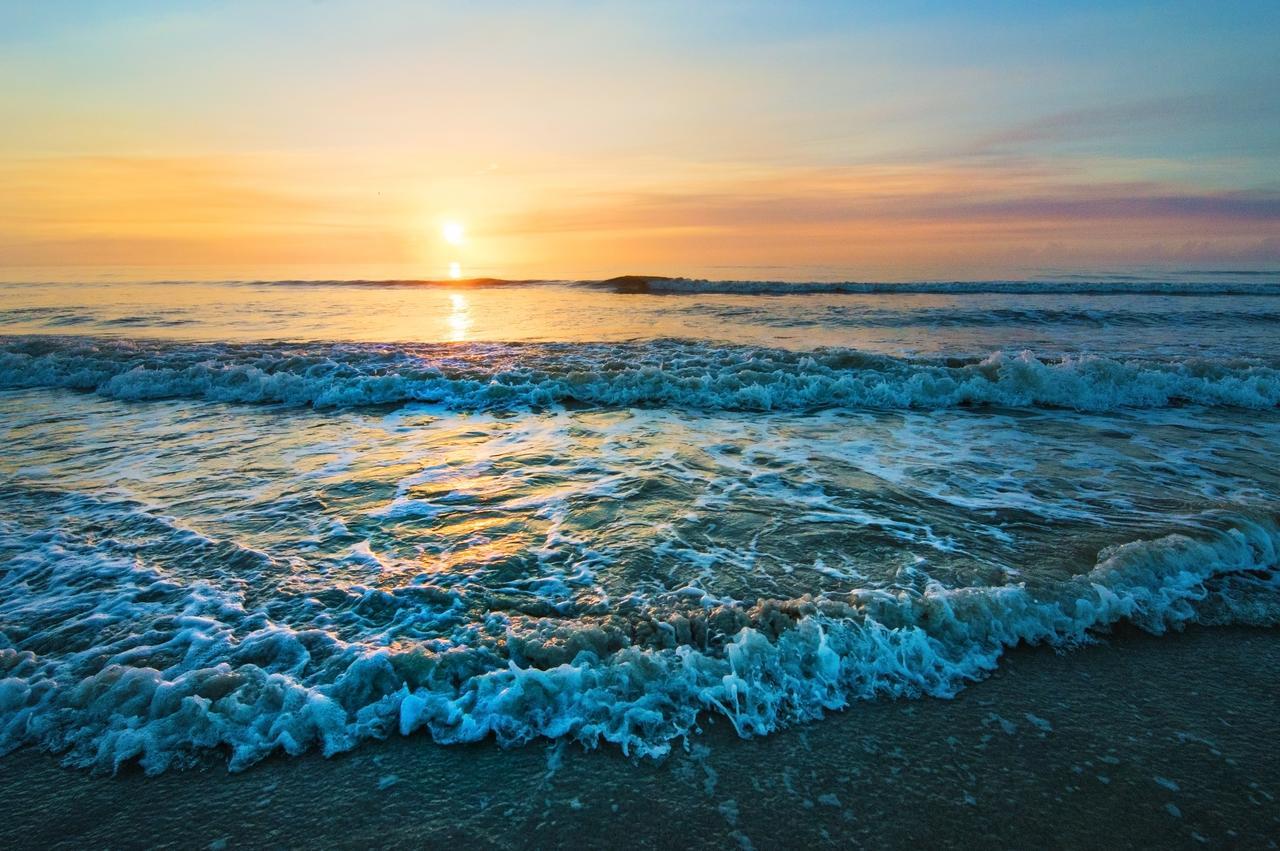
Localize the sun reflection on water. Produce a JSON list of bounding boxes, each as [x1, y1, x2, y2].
[[447, 292, 471, 341]]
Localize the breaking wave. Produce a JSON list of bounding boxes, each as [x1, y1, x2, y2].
[[676, 303, 1280, 329], [590, 276, 1280, 296], [3, 336, 1279, 413], [0, 488, 1276, 773]]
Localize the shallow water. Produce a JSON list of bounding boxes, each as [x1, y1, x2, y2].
[[0, 275, 1278, 775]]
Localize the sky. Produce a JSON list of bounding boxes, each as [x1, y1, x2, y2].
[[1, 0, 1278, 280]]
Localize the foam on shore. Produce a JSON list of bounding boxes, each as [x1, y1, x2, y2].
[[1, 494, 1276, 773]]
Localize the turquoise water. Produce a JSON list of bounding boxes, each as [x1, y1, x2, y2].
[[1, 275, 1278, 773]]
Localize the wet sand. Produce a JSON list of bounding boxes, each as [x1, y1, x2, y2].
[[1, 625, 1277, 850]]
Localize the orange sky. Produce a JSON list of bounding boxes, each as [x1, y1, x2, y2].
[[2, 2, 1277, 280]]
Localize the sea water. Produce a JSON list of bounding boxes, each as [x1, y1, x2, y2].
[[1, 274, 1277, 774]]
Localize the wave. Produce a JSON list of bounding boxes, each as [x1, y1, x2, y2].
[[590, 276, 1280, 296], [677, 303, 1280, 329], [1, 490, 1276, 773], [2, 336, 1279, 413]]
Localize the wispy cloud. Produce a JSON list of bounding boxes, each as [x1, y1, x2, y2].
[[965, 96, 1217, 154], [500, 164, 1280, 233]]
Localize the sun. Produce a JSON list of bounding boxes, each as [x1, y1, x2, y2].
[[441, 220, 465, 245]]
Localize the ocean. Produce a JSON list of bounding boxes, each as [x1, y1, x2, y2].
[[1, 273, 1278, 846]]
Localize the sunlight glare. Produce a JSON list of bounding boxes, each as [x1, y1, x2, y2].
[[447, 292, 471, 341], [441, 220, 465, 245]]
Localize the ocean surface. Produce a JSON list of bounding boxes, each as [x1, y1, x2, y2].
[[1, 273, 1279, 777]]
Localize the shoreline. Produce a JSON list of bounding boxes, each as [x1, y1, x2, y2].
[[2, 624, 1276, 849]]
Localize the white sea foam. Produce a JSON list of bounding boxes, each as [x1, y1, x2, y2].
[[1, 491, 1276, 774], [2, 337, 1278, 413]]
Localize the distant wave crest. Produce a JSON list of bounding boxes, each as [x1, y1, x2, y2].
[[3, 336, 1279, 413], [589, 276, 1280, 296]]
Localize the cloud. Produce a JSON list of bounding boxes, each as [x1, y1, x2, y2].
[[3, 150, 1276, 274], [965, 96, 1217, 154], [499, 164, 1280, 236]]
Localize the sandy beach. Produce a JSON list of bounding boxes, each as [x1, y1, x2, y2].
[[3, 625, 1276, 849]]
